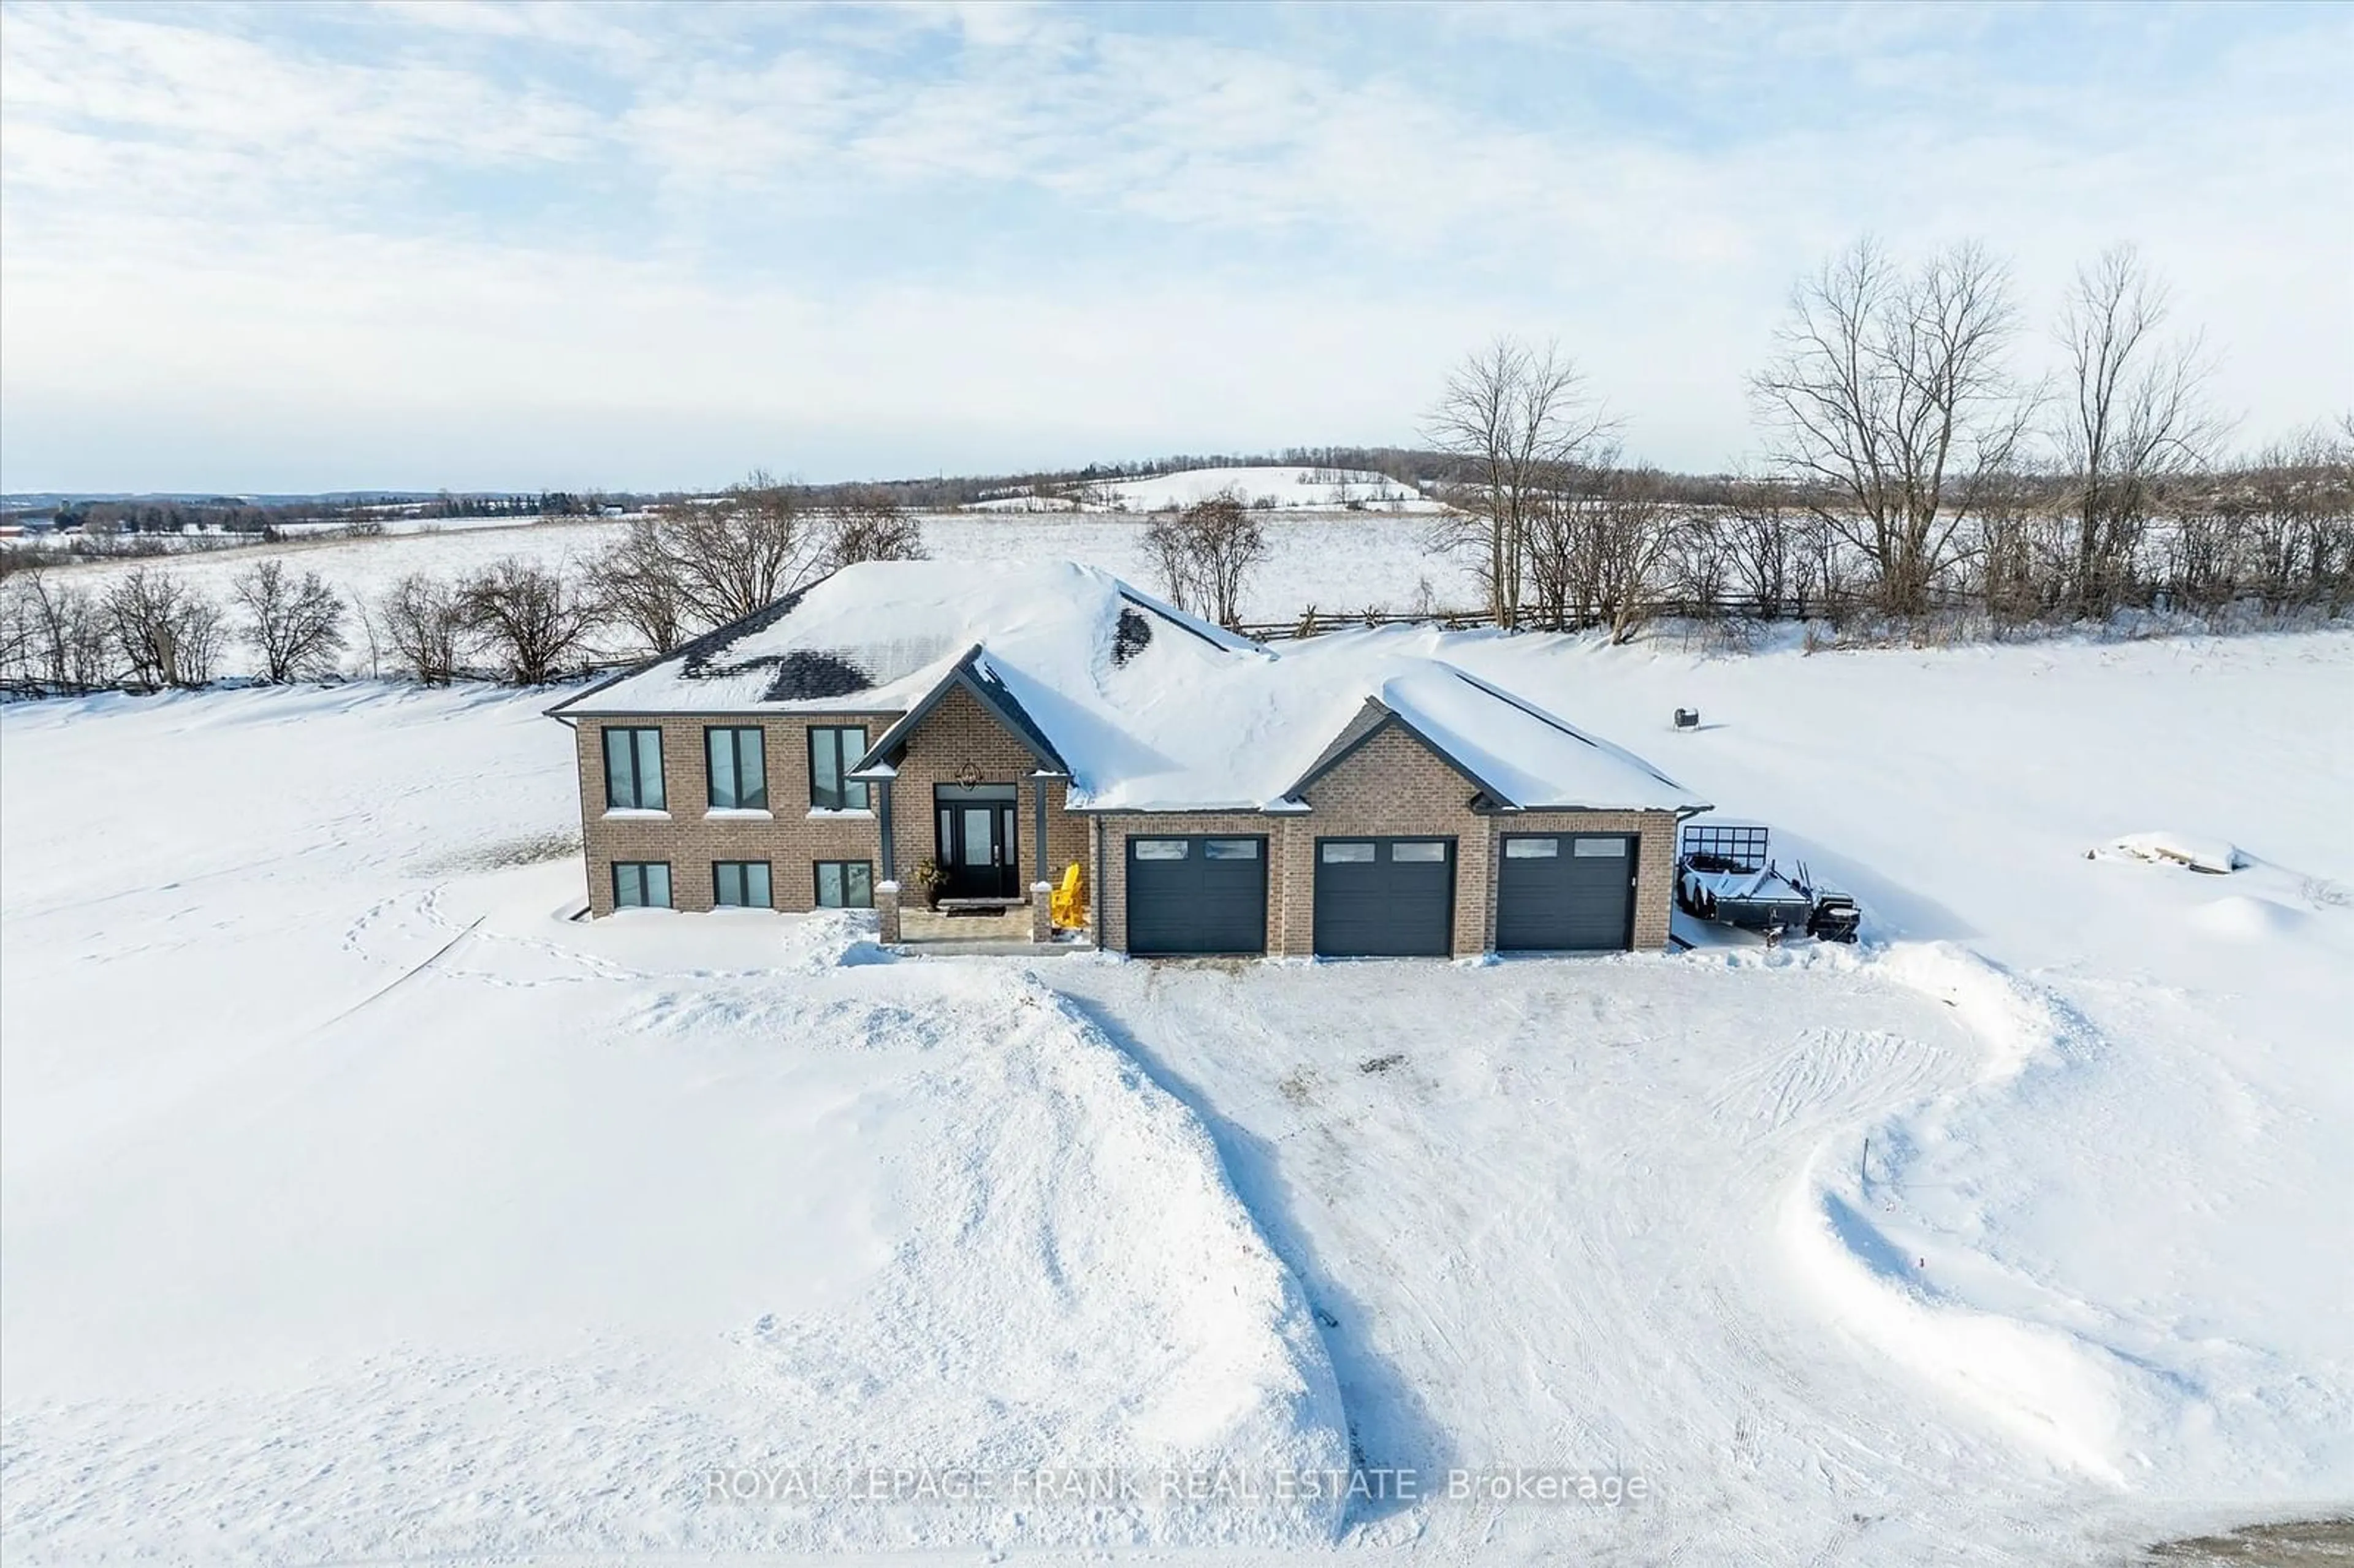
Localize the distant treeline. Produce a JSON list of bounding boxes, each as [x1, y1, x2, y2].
[[16, 489, 633, 537]]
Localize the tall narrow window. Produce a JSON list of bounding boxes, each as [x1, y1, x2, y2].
[[808, 726, 870, 811], [706, 727, 768, 810], [714, 861, 772, 908], [612, 861, 672, 908], [603, 727, 665, 811], [814, 861, 875, 908]]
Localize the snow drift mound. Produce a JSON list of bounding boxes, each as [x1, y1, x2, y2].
[[2185, 892, 2306, 941], [701, 963, 1353, 1549], [1785, 940, 2354, 1501], [1, 891, 1346, 1561]]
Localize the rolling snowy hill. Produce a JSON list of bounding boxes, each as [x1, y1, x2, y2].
[[969, 465, 1441, 515]]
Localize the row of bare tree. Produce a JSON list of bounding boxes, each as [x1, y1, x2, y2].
[[0, 476, 930, 692], [1, 562, 341, 690], [1430, 241, 2353, 632]]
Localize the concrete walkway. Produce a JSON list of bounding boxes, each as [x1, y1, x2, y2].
[[894, 903, 1093, 957]]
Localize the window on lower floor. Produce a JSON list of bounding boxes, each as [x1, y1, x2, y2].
[[1505, 837, 1560, 858], [706, 727, 768, 810], [1204, 839, 1259, 859], [603, 727, 665, 811], [815, 860, 874, 908], [1320, 841, 1376, 863], [612, 861, 672, 908], [1134, 839, 1190, 861], [1574, 837, 1629, 858], [714, 860, 772, 908], [1390, 840, 1447, 862]]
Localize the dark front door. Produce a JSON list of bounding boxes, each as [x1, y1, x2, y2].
[[1312, 837, 1455, 957], [1126, 835, 1268, 956], [935, 783, 1019, 898], [1496, 832, 1637, 951]]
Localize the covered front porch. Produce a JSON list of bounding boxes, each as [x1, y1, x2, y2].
[[886, 897, 1096, 956], [851, 649, 1097, 953]]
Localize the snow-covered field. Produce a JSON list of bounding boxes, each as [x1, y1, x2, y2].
[[20, 503, 1477, 679], [3, 629, 2348, 1564]]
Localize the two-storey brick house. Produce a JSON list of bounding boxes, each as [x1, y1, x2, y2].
[[549, 561, 1708, 957]]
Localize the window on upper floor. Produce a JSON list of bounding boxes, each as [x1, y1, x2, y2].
[[706, 726, 768, 810], [808, 726, 870, 812], [603, 727, 665, 812]]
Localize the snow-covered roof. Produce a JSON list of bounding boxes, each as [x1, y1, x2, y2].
[[1301, 663, 1702, 812], [553, 561, 1706, 815]]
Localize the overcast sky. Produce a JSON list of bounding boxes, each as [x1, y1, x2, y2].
[[2, 1, 2348, 494]]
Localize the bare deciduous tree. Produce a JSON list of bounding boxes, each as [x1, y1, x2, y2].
[[104, 568, 225, 687], [462, 557, 598, 684], [232, 560, 347, 682], [821, 489, 929, 568], [3, 570, 116, 688], [1750, 238, 2037, 615], [1189, 491, 1268, 629], [1426, 338, 1613, 628], [661, 471, 831, 626], [1141, 489, 1268, 627], [584, 518, 688, 657], [378, 573, 470, 685], [1519, 458, 1681, 639], [1141, 508, 1195, 613], [2055, 245, 2226, 618], [1585, 465, 1682, 644]]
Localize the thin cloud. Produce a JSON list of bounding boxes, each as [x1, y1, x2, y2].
[[1, 0, 2345, 490]]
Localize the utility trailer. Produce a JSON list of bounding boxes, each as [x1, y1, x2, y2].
[[1675, 823, 1861, 944]]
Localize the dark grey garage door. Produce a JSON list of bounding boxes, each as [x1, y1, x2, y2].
[[1313, 837, 1454, 957], [1496, 833, 1637, 951], [1126, 835, 1268, 955]]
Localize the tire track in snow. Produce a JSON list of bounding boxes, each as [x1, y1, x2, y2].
[[1046, 957, 2060, 1565]]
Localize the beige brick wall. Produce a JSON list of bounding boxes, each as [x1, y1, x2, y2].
[[574, 712, 896, 915], [576, 701, 1677, 950], [575, 686, 1094, 916], [1089, 723, 1680, 956]]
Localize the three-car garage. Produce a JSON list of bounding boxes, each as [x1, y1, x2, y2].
[[1120, 826, 1644, 957]]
